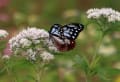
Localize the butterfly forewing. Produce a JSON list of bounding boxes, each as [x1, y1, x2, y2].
[[49, 24, 62, 37], [62, 23, 84, 40]]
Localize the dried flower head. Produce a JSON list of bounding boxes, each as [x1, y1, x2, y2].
[[86, 8, 120, 22]]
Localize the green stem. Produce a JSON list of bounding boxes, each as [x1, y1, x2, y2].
[[86, 74, 92, 82], [35, 62, 45, 82], [5, 60, 19, 82], [85, 30, 105, 82], [90, 31, 104, 69]]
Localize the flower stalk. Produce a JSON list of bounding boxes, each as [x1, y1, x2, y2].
[[35, 62, 45, 82], [85, 7, 120, 82]]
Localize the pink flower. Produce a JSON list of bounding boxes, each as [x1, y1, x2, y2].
[[2, 43, 12, 59], [0, 0, 10, 8], [0, 13, 10, 22]]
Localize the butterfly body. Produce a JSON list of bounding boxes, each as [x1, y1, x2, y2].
[[49, 23, 84, 51]]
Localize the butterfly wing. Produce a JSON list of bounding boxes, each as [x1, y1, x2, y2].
[[49, 23, 84, 51], [62, 23, 84, 40], [49, 24, 62, 37]]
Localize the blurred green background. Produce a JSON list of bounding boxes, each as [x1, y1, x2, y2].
[[0, 0, 120, 82], [0, 0, 120, 29]]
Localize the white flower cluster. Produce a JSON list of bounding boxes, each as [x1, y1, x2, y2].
[[87, 8, 120, 22], [9, 27, 57, 61], [0, 29, 8, 38], [40, 51, 54, 62]]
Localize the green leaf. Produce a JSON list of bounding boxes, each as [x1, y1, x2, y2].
[[97, 67, 111, 81], [97, 67, 120, 81], [73, 55, 89, 74]]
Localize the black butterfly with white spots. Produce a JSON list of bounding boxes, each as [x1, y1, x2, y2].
[[49, 23, 84, 51]]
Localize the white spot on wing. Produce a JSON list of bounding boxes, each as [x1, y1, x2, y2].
[[54, 25, 58, 27], [70, 32, 72, 34], [76, 30, 78, 32], [72, 36, 75, 39], [68, 25, 75, 27], [71, 29, 74, 31], [63, 27, 67, 30], [74, 33, 77, 36], [74, 27, 77, 29]]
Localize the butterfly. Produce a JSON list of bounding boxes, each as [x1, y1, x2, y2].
[[49, 23, 84, 51]]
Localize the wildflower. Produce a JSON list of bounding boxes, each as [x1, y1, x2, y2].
[[2, 43, 12, 59], [26, 49, 37, 60], [19, 38, 32, 48], [9, 27, 57, 61], [40, 51, 54, 62], [0, 29, 8, 38], [86, 8, 120, 22]]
